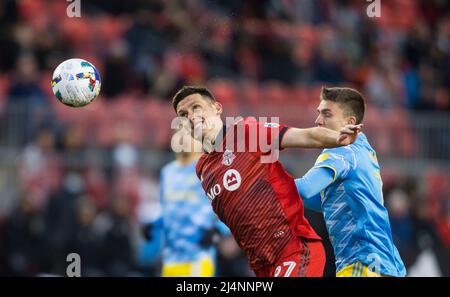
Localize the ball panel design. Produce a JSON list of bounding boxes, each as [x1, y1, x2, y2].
[[51, 58, 101, 107]]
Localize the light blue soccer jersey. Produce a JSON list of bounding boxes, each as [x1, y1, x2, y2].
[[158, 159, 230, 265], [299, 133, 406, 276]]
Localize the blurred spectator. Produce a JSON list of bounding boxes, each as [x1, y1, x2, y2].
[[2, 195, 46, 276], [102, 40, 133, 98], [18, 127, 62, 210], [0, 0, 19, 73], [386, 175, 450, 276], [40, 170, 84, 274], [99, 196, 136, 276], [388, 188, 416, 266], [2, 53, 56, 146], [65, 196, 105, 277]]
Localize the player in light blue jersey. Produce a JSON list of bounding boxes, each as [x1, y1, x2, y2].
[[295, 87, 406, 277], [140, 131, 232, 277]]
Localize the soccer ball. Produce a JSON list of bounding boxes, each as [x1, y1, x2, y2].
[[51, 58, 101, 107]]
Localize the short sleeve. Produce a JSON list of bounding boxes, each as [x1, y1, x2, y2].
[[242, 119, 289, 153]]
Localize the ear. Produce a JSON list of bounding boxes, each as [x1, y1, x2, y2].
[[347, 116, 357, 125], [214, 101, 223, 115]]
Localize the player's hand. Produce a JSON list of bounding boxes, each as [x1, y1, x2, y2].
[[337, 124, 362, 146], [141, 223, 154, 241], [199, 228, 220, 248]]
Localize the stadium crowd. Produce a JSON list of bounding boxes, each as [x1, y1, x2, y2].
[[0, 0, 449, 276]]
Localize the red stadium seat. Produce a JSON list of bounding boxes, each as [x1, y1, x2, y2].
[[209, 79, 238, 106]]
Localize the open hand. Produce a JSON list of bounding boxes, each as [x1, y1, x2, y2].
[[337, 124, 363, 146]]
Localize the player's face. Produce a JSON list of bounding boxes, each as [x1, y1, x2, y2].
[[176, 93, 223, 141], [315, 100, 352, 131]]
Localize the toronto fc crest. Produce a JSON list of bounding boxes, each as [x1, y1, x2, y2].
[[222, 150, 236, 166]]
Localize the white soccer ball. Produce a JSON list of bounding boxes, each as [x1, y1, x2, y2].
[[51, 58, 101, 107]]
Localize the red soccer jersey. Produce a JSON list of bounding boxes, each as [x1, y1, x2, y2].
[[196, 117, 320, 270]]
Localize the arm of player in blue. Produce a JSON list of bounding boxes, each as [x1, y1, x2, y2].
[[295, 167, 335, 213]]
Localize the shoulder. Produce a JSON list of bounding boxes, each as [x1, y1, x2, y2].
[[242, 117, 281, 128], [322, 145, 356, 160], [197, 153, 208, 164], [195, 153, 208, 175], [232, 117, 284, 133], [246, 117, 282, 128], [316, 145, 357, 169]]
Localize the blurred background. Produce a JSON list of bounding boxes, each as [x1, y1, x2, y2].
[[0, 0, 449, 276]]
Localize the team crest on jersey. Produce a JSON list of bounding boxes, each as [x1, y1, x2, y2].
[[223, 169, 241, 191], [222, 149, 236, 166], [368, 150, 378, 164]]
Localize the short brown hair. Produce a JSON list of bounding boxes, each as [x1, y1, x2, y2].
[[320, 87, 366, 124], [172, 86, 216, 111]]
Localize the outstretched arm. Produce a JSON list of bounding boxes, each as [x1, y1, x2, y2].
[[295, 167, 335, 212], [281, 125, 362, 149]]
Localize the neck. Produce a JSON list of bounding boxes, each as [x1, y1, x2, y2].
[[203, 122, 224, 153]]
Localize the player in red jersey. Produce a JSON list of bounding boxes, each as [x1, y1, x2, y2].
[[171, 86, 361, 277]]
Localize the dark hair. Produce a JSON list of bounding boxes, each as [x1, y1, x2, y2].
[[172, 86, 216, 111], [320, 87, 366, 124]]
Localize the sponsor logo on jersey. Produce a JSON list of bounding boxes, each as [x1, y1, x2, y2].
[[207, 184, 221, 201], [223, 169, 241, 191]]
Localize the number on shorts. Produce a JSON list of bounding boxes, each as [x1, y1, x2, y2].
[[274, 261, 296, 277]]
